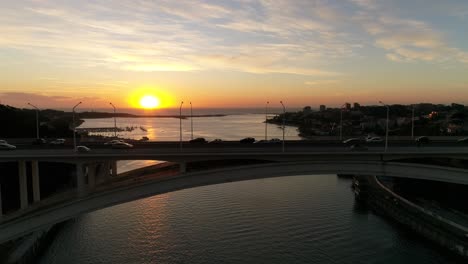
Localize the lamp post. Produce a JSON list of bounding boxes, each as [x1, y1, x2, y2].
[[190, 102, 193, 140], [411, 106, 415, 139], [339, 103, 346, 141], [27, 103, 40, 139], [280, 101, 286, 152], [379, 101, 389, 152], [179, 101, 183, 151], [109, 102, 117, 138], [72, 102, 82, 151], [265, 101, 269, 140]]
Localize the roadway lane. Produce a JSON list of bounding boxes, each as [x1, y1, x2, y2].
[[1, 144, 468, 162]]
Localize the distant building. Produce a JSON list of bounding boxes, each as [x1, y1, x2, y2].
[[319, 105, 326, 111], [396, 117, 410, 126], [353, 102, 360, 109], [345, 103, 351, 110], [451, 103, 465, 111]]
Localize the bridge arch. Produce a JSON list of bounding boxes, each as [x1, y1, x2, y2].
[[1, 160, 467, 243]]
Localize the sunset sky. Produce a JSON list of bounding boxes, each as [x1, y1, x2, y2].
[[1, 0, 468, 109]]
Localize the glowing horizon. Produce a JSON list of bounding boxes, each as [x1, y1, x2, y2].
[[0, 0, 467, 109]]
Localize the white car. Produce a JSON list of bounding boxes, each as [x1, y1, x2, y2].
[[111, 142, 134, 149], [76, 145, 91, 153], [366, 137, 383, 142], [0, 142, 16, 150], [50, 139, 66, 145], [343, 138, 360, 144]]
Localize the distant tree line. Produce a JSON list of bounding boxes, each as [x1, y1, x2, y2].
[[0, 104, 76, 138]]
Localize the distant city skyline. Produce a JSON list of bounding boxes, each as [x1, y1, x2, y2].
[[1, 0, 468, 108]]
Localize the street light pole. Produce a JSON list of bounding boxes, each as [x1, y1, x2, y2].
[[379, 101, 389, 152], [280, 101, 286, 152], [339, 103, 346, 141], [411, 106, 415, 139], [72, 102, 82, 151], [180, 101, 184, 151], [27, 103, 40, 139], [109, 102, 117, 138], [265, 101, 269, 140], [190, 102, 193, 140]]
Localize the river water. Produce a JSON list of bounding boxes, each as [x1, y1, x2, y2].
[[40, 114, 462, 263]]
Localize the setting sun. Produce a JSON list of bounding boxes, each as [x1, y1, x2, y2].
[[139, 95, 160, 109]]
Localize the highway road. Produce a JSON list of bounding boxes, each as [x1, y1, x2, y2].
[[0, 143, 467, 162]]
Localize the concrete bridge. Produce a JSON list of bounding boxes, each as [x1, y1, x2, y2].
[[0, 144, 467, 243]]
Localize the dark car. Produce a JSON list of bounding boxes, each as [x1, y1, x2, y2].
[[255, 138, 281, 144], [457, 137, 468, 144], [349, 144, 368, 151], [240, 137, 255, 144], [32, 138, 47, 145], [189, 138, 207, 144], [415, 136, 430, 144]]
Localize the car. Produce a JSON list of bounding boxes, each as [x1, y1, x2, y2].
[[457, 137, 468, 143], [189, 138, 207, 144], [0, 140, 7, 144], [343, 138, 360, 144], [415, 136, 430, 144], [366, 137, 383, 142], [209, 139, 223, 144], [32, 138, 47, 145], [111, 142, 134, 149], [50, 138, 66, 145], [0, 142, 16, 150], [76, 145, 91, 153], [349, 144, 368, 151], [104, 139, 124, 145], [255, 138, 281, 144], [240, 137, 255, 144]]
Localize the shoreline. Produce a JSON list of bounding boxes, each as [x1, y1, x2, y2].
[[356, 175, 468, 259], [79, 112, 227, 119]]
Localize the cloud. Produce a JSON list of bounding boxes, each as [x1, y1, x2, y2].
[[349, 0, 378, 10], [351, 2, 468, 64], [304, 80, 340, 86], [0, 92, 107, 108], [0, 0, 362, 76]]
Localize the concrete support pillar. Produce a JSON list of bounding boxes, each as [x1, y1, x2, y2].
[[111, 161, 118, 177], [0, 184, 3, 220], [31, 160, 41, 203], [18, 161, 28, 210], [76, 163, 87, 197], [88, 163, 96, 190], [179, 162, 187, 174], [94, 162, 110, 184]]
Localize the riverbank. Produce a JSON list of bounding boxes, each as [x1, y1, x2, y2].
[[357, 175, 468, 258], [1, 221, 68, 264]]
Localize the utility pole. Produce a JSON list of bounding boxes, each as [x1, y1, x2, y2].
[[190, 102, 193, 140], [180, 101, 184, 151], [411, 106, 415, 139], [379, 101, 389, 152], [27, 103, 40, 139], [110, 102, 117, 137], [73, 102, 82, 151], [265, 101, 269, 140], [280, 101, 286, 152]]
